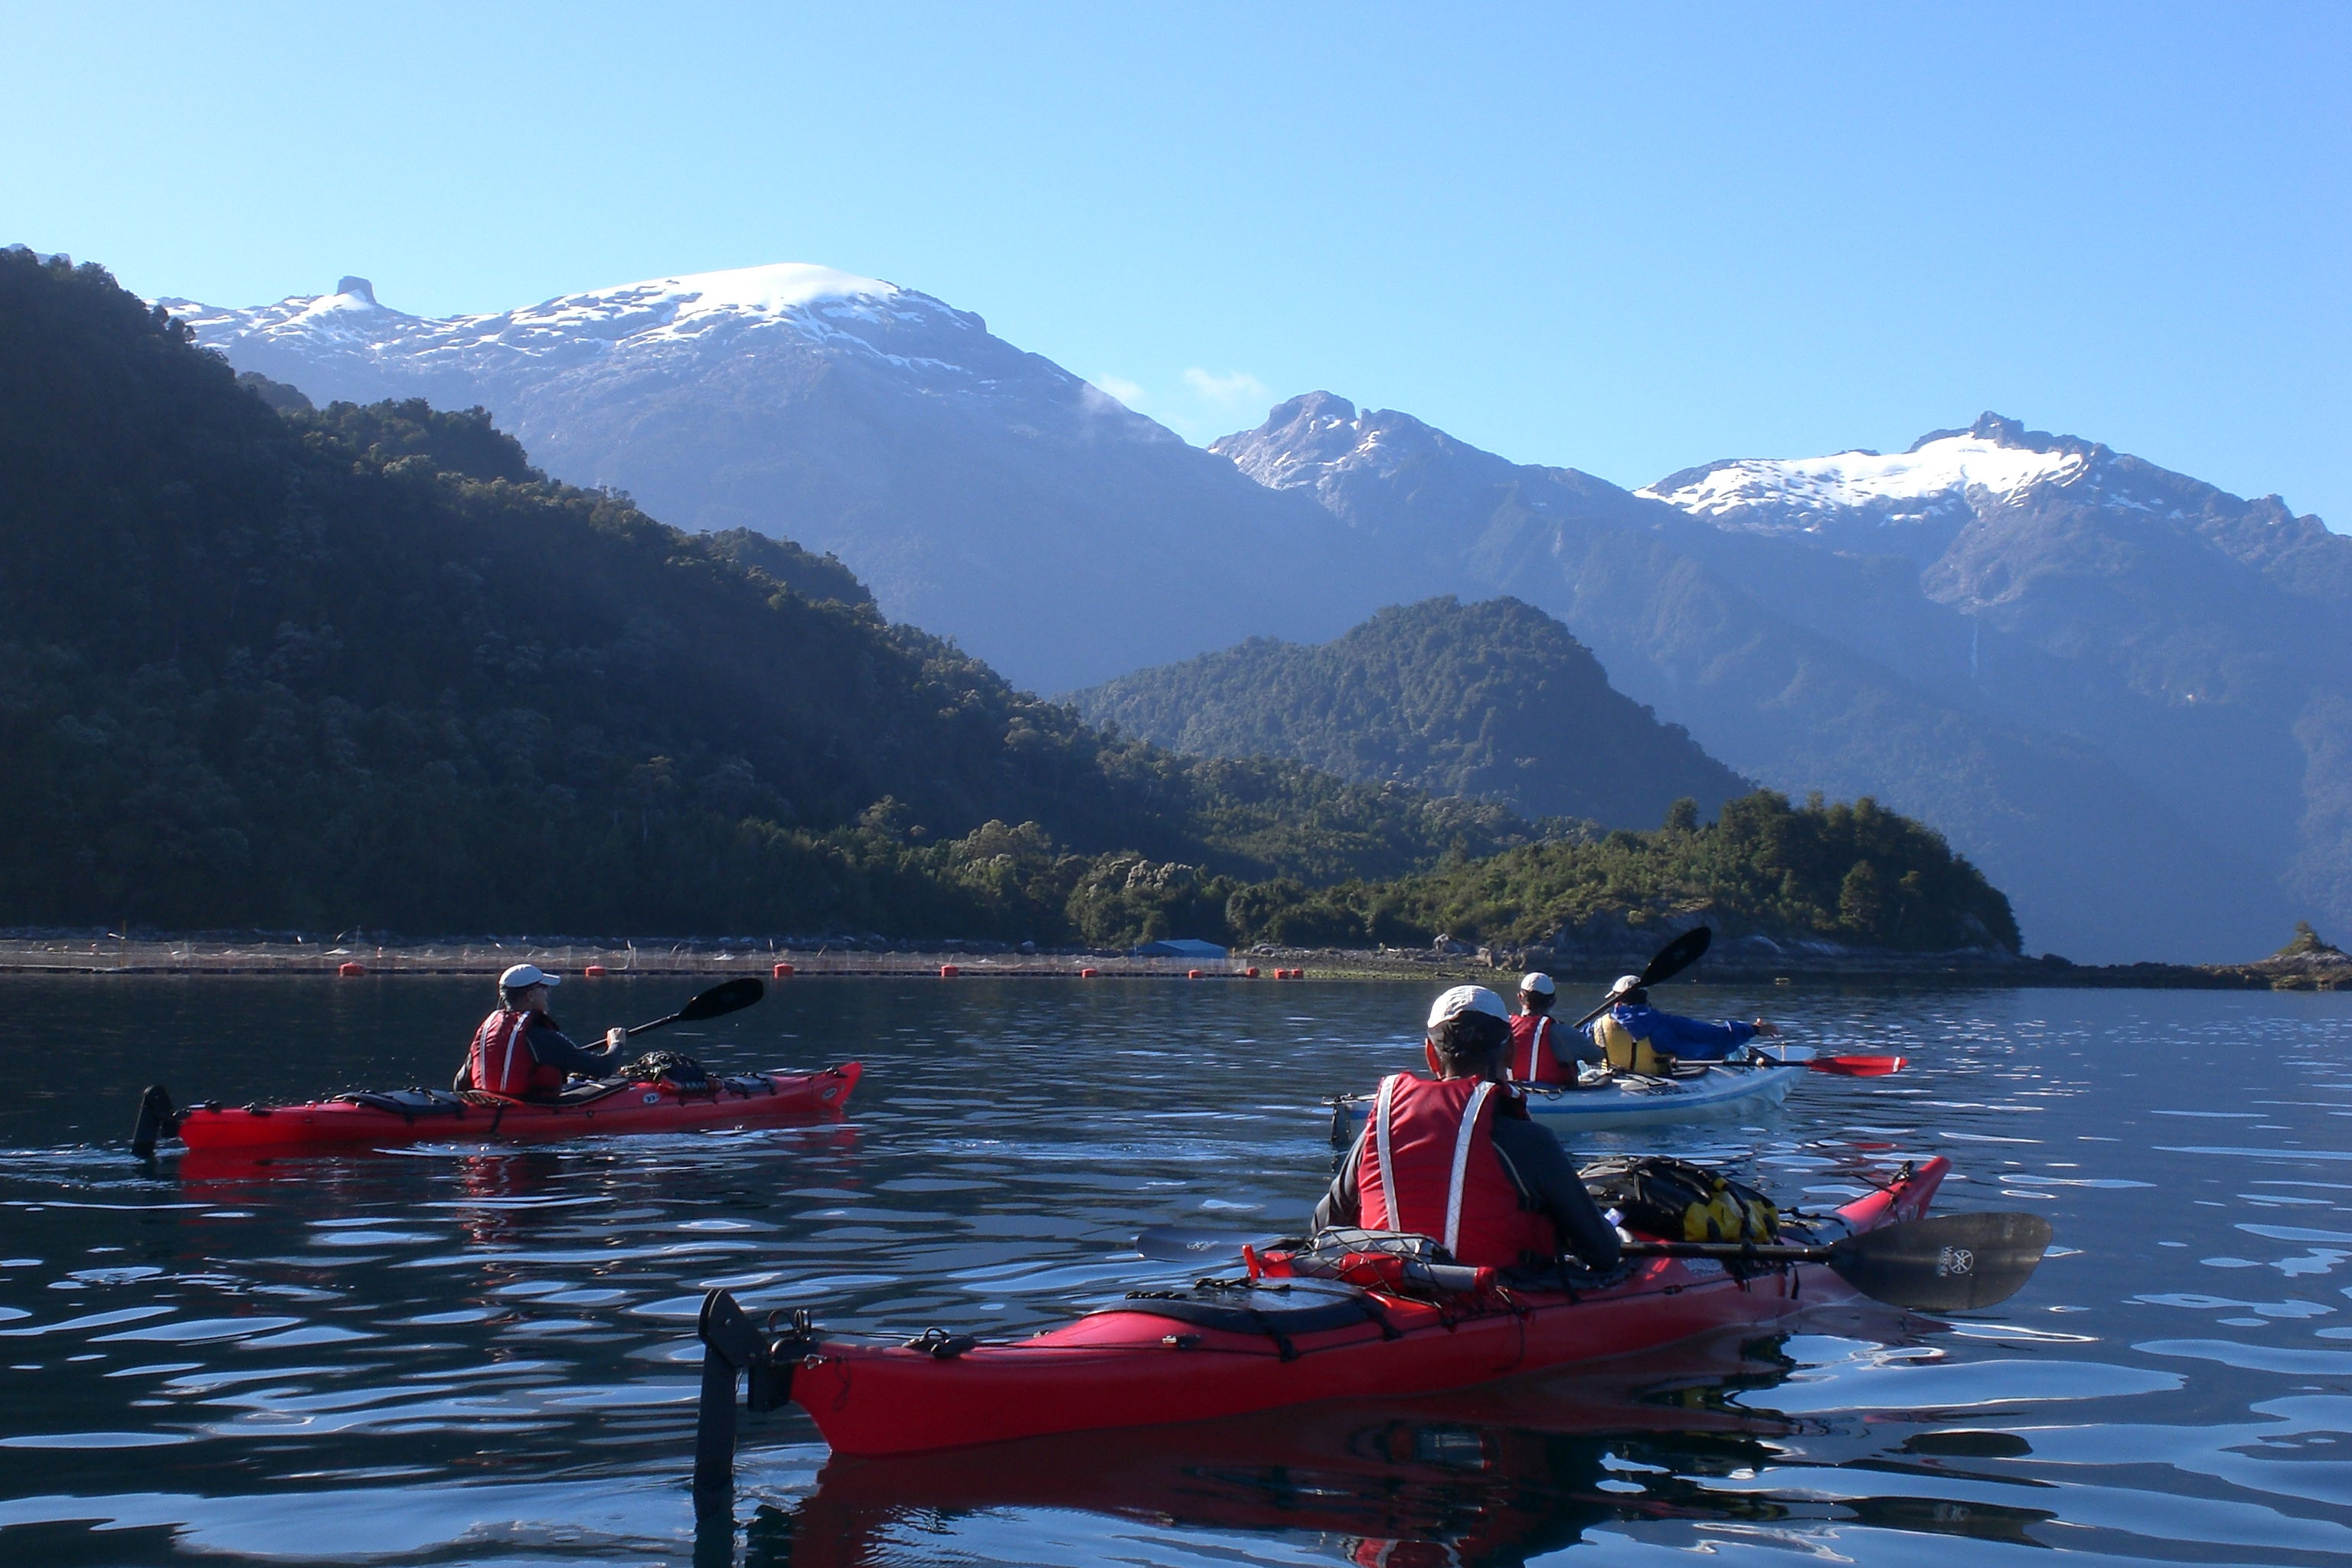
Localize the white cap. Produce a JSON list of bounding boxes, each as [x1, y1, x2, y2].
[[1518, 972, 1556, 996], [1427, 985, 1511, 1031], [499, 963, 561, 991], [1612, 974, 1643, 995]]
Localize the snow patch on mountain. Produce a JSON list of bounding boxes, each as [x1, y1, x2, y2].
[[491, 263, 909, 345], [1640, 429, 2089, 523], [157, 263, 972, 394]]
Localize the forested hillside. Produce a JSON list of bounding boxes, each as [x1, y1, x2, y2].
[[1071, 596, 1749, 829], [0, 250, 1538, 941], [1, 250, 2021, 957], [1220, 790, 2020, 955]]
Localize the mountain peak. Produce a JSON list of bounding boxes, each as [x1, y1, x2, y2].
[[1642, 419, 2096, 524], [550, 261, 902, 322], [1900, 410, 2073, 456], [1211, 390, 1368, 487], [335, 276, 377, 305]]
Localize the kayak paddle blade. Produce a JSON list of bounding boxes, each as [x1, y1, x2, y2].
[[130, 1083, 176, 1158], [1811, 1054, 1906, 1076], [676, 978, 766, 1024], [1639, 926, 1713, 988], [1576, 926, 1714, 1027], [1830, 1210, 2053, 1311]]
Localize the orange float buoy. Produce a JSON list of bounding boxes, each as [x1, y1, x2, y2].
[[1080, 967, 1098, 978], [940, 964, 959, 978], [773, 962, 794, 978], [583, 964, 607, 978], [1243, 966, 1260, 978], [336, 961, 366, 977], [1187, 969, 1203, 979]]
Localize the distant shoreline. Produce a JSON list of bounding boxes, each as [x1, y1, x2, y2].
[[1, 935, 2343, 991]]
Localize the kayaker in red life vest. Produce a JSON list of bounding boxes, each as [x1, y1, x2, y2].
[[1314, 985, 1622, 1272], [453, 964, 628, 1100], [1508, 971, 1601, 1085]]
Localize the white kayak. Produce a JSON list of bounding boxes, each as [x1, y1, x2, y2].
[[1337, 1050, 1814, 1135], [1512, 1061, 1802, 1130]]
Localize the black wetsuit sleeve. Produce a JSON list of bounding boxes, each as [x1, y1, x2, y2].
[[527, 1024, 614, 1076], [1490, 1113, 1623, 1268], [1311, 1123, 1370, 1233], [1558, 1022, 1604, 1067]]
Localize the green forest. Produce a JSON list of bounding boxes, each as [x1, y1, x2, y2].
[[1217, 791, 2020, 953], [0, 249, 2017, 954], [1070, 594, 1751, 828]]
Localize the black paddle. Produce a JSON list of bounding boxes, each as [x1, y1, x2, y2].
[[1135, 1209, 2052, 1312], [1570, 925, 1713, 1029], [624, 976, 766, 1037]]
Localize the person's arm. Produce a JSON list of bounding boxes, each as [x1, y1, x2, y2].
[[526, 1022, 619, 1076], [1490, 1115, 1622, 1269], [1649, 1011, 1758, 1061], [452, 1060, 473, 1092], [1557, 1018, 1603, 1067], [1311, 1124, 1369, 1233]]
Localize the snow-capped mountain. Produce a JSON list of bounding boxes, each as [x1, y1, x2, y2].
[[163, 265, 1029, 409], [1637, 416, 2093, 563], [1635, 412, 2342, 588], [163, 267, 1375, 692], [1212, 396, 2350, 963], [169, 263, 2347, 961]]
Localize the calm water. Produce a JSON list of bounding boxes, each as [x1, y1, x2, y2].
[[1, 975, 2350, 1566]]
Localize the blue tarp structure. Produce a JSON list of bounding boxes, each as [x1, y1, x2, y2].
[[1134, 939, 1228, 959]]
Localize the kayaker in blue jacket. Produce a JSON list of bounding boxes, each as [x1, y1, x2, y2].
[[1585, 975, 1779, 1075]]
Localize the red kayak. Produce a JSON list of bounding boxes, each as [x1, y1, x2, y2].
[[751, 1156, 1949, 1457], [161, 1063, 861, 1154], [788, 1329, 1808, 1567]]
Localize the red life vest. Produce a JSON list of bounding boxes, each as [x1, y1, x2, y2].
[[1508, 1011, 1573, 1084], [1355, 1073, 1557, 1269], [469, 1009, 564, 1099]]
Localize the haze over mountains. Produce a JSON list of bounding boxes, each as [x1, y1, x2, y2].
[[166, 266, 2351, 963], [162, 267, 1371, 693]]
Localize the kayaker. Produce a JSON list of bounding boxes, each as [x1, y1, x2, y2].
[[454, 964, 628, 1099], [1508, 971, 1600, 1085], [1315, 985, 1622, 1272], [1586, 975, 1779, 1075]]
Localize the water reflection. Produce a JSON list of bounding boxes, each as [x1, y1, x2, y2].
[[753, 1323, 2124, 1568], [0, 978, 2348, 1564]]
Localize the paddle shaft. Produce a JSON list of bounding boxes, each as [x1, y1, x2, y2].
[[1141, 1206, 2050, 1311], [1620, 1239, 1834, 1264], [1570, 926, 1713, 1028]]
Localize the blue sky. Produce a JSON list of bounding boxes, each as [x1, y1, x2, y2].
[[8, 2, 2346, 524]]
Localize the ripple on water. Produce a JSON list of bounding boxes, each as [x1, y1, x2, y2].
[[0, 978, 2349, 1566]]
